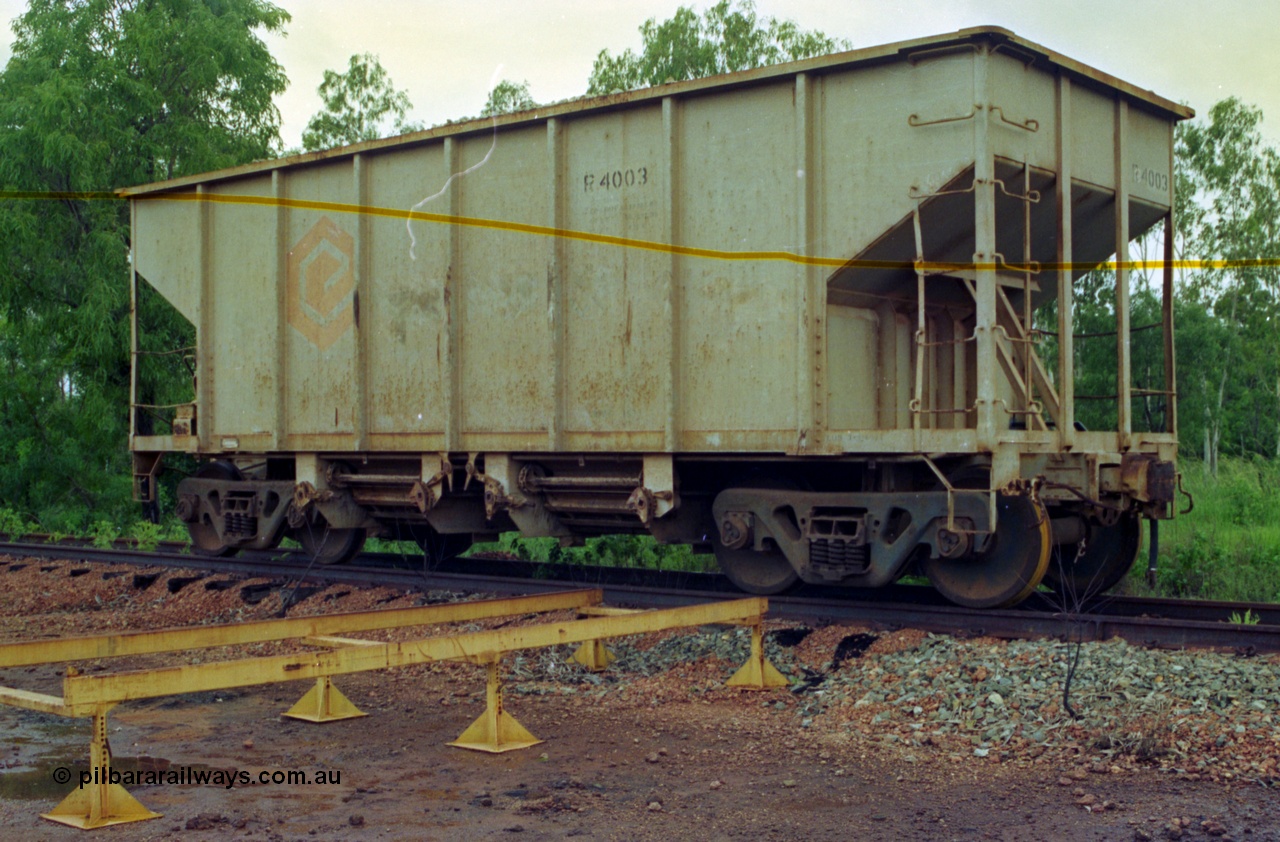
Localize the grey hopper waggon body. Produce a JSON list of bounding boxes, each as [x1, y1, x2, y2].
[[123, 27, 1189, 608]]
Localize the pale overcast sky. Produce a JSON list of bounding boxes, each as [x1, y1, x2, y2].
[[1, 0, 1277, 150]]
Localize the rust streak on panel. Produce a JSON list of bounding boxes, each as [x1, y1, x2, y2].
[[662, 96, 681, 453], [547, 118, 566, 451], [354, 154, 370, 450], [1115, 98, 1132, 449], [443, 137, 459, 452], [1056, 73, 1075, 450], [197, 184, 212, 453], [1162, 212, 1176, 436]]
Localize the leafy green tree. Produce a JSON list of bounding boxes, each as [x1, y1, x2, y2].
[[1175, 98, 1280, 471], [0, 0, 290, 529], [302, 53, 419, 151], [481, 79, 536, 117], [1059, 268, 1123, 434], [587, 0, 849, 95]]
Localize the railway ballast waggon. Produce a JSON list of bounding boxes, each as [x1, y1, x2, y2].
[[123, 27, 1189, 608]]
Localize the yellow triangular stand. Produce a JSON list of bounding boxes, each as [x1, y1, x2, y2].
[[727, 655, 789, 688], [448, 707, 543, 754], [570, 639, 616, 671], [726, 624, 789, 689], [43, 783, 162, 829], [42, 708, 162, 829], [283, 677, 368, 722], [448, 659, 543, 753]]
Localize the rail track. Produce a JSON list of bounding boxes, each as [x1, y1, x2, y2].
[[2, 537, 1278, 654]]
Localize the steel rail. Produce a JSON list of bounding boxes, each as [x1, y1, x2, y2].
[[1, 539, 1277, 653]]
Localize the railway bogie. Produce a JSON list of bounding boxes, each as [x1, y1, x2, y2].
[[128, 27, 1187, 608]]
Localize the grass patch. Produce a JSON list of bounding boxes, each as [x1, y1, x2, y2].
[[467, 532, 716, 574], [1126, 457, 1280, 603]]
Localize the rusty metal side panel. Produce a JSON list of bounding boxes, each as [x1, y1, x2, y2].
[[816, 51, 976, 260], [676, 81, 800, 441], [456, 125, 552, 441], [814, 51, 978, 443], [364, 145, 452, 440], [282, 165, 360, 442], [825, 305, 878, 430], [561, 104, 669, 445], [986, 51, 1058, 172], [133, 194, 201, 324], [1069, 82, 1118, 190], [206, 177, 278, 442], [1062, 72, 1173, 208], [1125, 107, 1175, 209]]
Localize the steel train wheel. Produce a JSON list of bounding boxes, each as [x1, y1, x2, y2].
[[296, 511, 366, 565], [714, 544, 800, 595], [922, 493, 1051, 609], [713, 475, 802, 595], [187, 461, 241, 558], [1042, 514, 1141, 601]]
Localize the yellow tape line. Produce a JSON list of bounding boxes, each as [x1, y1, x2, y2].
[[5, 188, 1279, 272]]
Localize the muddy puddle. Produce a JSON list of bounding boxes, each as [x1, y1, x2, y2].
[[0, 710, 228, 802], [0, 754, 231, 801]]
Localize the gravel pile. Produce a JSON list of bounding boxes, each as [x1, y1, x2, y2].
[[802, 633, 1278, 781], [509, 623, 1280, 787], [508, 625, 803, 680]]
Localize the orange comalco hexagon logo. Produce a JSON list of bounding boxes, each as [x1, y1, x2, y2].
[[287, 217, 355, 350]]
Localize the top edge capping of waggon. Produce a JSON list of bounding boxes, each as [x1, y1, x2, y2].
[[116, 25, 1195, 199]]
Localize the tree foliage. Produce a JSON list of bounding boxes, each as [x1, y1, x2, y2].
[[586, 0, 849, 95], [481, 79, 536, 117], [1052, 266, 1177, 437], [0, 0, 290, 529], [1174, 98, 1280, 469], [302, 53, 418, 151]]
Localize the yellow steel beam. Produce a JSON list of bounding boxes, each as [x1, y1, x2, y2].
[[304, 636, 384, 648], [62, 598, 767, 711], [0, 686, 70, 716], [0, 589, 602, 668]]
